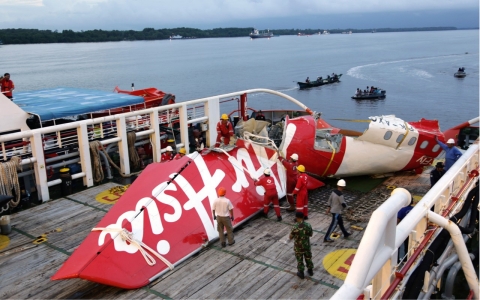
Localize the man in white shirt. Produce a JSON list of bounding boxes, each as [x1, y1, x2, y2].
[[212, 187, 235, 247]]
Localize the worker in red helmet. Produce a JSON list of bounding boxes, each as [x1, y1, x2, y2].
[[253, 168, 282, 221], [161, 146, 174, 162], [278, 152, 299, 212], [215, 114, 234, 148], [212, 187, 235, 247], [292, 165, 309, 220]]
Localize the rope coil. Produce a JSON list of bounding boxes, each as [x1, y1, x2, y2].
[[0, 156, 22, 210], [92, 227, 174, 269]]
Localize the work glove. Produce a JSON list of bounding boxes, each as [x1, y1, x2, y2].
[[231, 216, 234, 221], [213, 215, 217, 220]]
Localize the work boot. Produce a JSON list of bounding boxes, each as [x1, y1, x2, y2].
[[297, 271, 305, 279], [307, 269, 314, 276], [286, 205, 296, 212], [221, 242, 226, 248], [304, 216, 309, 220], [277, 216, 282, 222], [344, 232, 352, 239], [228, 240, 235, 246]]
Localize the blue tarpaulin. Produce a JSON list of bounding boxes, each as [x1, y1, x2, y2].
[[14, 87, 144, 121]]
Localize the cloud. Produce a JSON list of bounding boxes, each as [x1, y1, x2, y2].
[[0, 0, 477, 30]]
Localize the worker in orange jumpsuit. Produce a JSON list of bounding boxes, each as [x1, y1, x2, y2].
[[278, 153, 299, 212], [174, 148, 186, 159], [254, 168, 282, 221], [215, 114, 234, 147], [293, 165, 309, 220], [161, 146, 174, 162], [0, 73, 15, 100]]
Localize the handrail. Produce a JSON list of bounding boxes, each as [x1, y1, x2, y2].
[[332, 142, 479, 300]]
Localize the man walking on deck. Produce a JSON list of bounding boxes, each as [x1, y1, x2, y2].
[[254, 168, 282, 221], [289, 212, 313, 279], [278, 153, 299, 212], [292, 165, 309, 219], [434, 137, 462, 171], [212, 187, 235, 247], [324, 179, 351, 242], [0, 73, 14, 100]]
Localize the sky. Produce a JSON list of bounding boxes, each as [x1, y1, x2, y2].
[[0, 0, 478, 31]]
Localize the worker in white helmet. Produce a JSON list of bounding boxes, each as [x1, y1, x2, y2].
[[161, 146, 174, 162], [253, 168, 282, 221], [278, 153, 299, 212], [215, 114, 234, 147], [324, 179, 351, 242], [434, 136, 462, 171]]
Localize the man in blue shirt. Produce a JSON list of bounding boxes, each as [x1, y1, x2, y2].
[[435, 137, 462, 171]]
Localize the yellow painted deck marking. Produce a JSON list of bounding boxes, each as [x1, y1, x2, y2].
[[95, 185, 130, 204], [0, 235, 10, 250], [323, 249, 357, 280]]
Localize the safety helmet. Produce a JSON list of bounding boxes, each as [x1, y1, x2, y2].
[[221, 114, 229, 120], [447, 138, 455, 144], [217, 187, 226, 196], [166, 146, 173, 152], [296, 165, 305, 173], [290, 153, 298, 161], [337, 179, 346, 187], [264, 168, 271, 175], [179, 148, 186, 154]]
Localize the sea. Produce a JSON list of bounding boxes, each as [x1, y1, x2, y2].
[[1, 29, 478, 132]]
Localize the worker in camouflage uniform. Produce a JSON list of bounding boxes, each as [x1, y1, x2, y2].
[[289, 211, 313, 279]]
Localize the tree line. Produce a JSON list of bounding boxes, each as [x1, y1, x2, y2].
[[0, 27, 458, 44]]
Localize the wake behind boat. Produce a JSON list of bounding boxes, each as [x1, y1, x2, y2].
[[297, 73, 342, 89]]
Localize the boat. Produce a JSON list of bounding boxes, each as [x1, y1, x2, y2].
[[297, 74, 342, 89], [169, 35, 183, 40], [454, 68, 466, 78], [351, 88, 386, 100], [0, 88, 477, 299], [249, 28, 273, 39]]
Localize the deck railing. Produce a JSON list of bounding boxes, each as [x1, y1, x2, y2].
[[0, 88, 308, 202], [332, 142, 479, 300]]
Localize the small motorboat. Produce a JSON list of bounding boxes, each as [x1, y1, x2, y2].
[[454, 67, 466, 78], [352, 89, 386, 100], [297, 74, 342, 89]]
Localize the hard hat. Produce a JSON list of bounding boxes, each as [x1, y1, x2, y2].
[[217, 187, 226, 196], [447, 138, 455, 144], [337, 179, 346, 187], [264, 168, 271, 175], [221, 114, 229, 120], [166, 146, 173, 151], [297, 165, 305, 173], [179, 148, 186, 154], [290, 153, 298, 161]]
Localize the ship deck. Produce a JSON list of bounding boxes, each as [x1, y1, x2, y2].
[[0, 169, 431, 299]]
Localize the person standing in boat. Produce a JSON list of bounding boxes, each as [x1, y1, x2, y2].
[[324, 179, 351, 242], [255, 110, 266, 121], [253, 168, 282, 221], [278, 153, 299, 212], [289, 211, 313, 279], [0, 73, 14, 100], [305, 77, 310, 83], [174, 148, 186, 160], [292, 165, 309, 220], [215, 114, 234, 147], [212, 187, 235, 247], [434, 137, 462, 171], [430, 162, 446, 188], [161, 146, 174, 162]]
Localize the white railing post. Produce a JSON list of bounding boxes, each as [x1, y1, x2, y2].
[[205, 97, 220, 147], [116, 115, 130, 175], [149, 110, 161, 162], [77, 123, 94, 187], [30, 132, 49, 202], [178, 103, 189, 154]]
